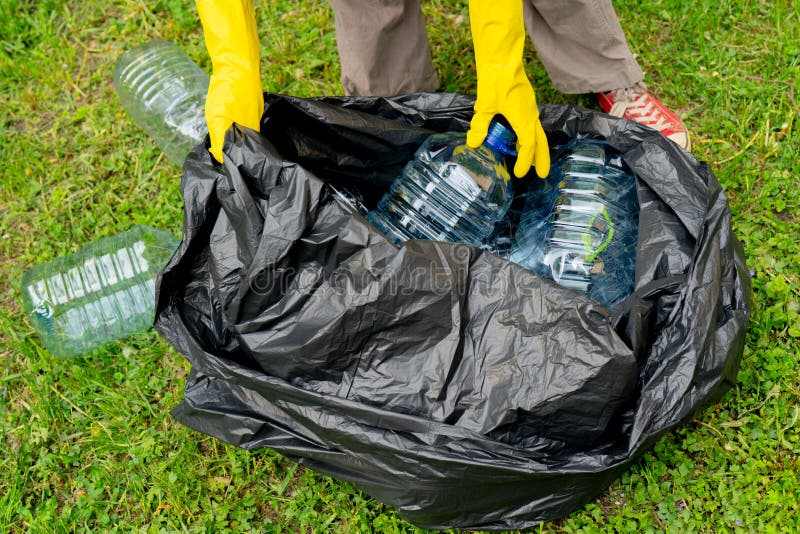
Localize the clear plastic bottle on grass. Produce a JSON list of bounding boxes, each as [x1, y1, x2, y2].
[[367, 119, 516, 247], [113, 40, 209, 165], [509, 139, 639, 308], [21, 226, 179, 358]]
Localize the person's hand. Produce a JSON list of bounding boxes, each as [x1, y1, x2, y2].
[[197, 0, 263, 163], [466, 0, 550, 178]]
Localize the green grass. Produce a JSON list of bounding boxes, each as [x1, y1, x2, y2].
[[1, 0, 798, 531]]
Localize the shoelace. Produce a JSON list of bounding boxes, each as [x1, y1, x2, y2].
[[608, 83, 675, 133]]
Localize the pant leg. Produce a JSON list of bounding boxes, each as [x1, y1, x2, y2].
[[522, 0, 643, 94], [329, 0, 440, 96]]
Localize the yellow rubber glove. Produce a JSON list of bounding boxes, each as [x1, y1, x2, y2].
[[197, 0, 263, 163], [466, 0, 550, 178]]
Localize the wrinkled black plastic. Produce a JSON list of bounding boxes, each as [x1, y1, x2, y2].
[[155, 93, 750, 530]]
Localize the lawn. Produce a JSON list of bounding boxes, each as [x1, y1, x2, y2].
[[1, 0, 799, 532]]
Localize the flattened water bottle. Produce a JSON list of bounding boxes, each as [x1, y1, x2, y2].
[[21, 226, 179, 358], [367, 119, 516, 247], [509, 139, 639, 308], [114, 40, 209, 165]]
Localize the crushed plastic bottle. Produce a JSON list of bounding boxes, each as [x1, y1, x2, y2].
[[367, 120, 516, 247], [21, 226, 179, 358], [508, 139, 639, 308], [114, 40, 209, 166]]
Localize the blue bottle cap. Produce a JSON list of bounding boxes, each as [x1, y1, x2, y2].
[[483, 120, 517, 156]]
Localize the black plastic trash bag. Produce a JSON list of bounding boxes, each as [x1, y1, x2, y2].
[[155, 93, 750, 530]]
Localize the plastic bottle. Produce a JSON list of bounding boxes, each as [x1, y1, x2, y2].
[[367, 120, 516, 247], [113, 40, 209, 166], [21, 226, 179, 358], [509, 139, 639, 308]]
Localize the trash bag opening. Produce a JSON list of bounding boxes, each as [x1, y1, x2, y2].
[[256, 95, 697, 320]]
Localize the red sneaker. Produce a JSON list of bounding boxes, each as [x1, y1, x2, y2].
[[597, 83, 690, 150]]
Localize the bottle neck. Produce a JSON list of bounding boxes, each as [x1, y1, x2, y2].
[[482, 120, 517, 157]]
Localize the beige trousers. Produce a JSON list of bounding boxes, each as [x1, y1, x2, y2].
[[328, 0, 644, 96]]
